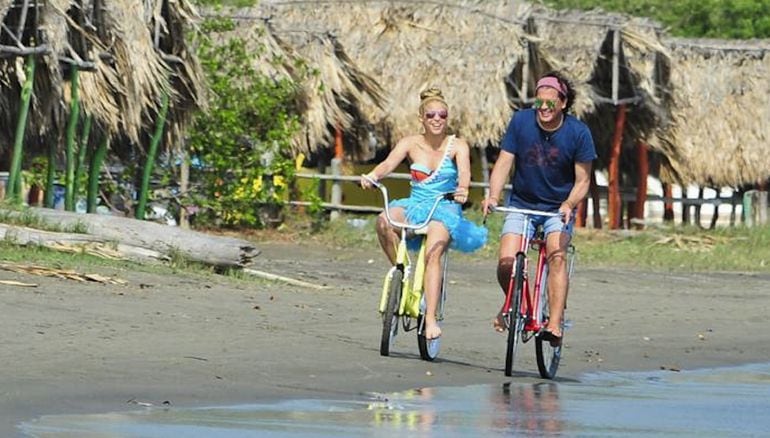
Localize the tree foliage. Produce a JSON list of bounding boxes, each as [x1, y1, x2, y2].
[[541, 0, 770, 38], [188, 15, 303, 228]]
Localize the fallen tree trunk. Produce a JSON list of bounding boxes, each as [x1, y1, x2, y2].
[[1, 207, 260, 268]]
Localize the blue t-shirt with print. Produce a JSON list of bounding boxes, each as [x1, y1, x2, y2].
[[500, 108, 597, 211]]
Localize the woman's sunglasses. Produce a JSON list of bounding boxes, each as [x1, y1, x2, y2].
[[533, 98, 558, 110], [425, 110, 448, 120]]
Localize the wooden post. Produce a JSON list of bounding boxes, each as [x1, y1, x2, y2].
[[479, 146, 490, 199], [330, 125, 344, 221], [608, 104, 626, 229], [575, 198, 586, 228], [633, 142, 649, 229], [87, 134, 109, 213], [663, 183, 674, 222], [590, 170, 602, 228], [682, 189, 691, 225], [179, 150, 190, 229]]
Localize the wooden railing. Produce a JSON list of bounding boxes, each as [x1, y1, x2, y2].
[[289, 170, 768, 228]]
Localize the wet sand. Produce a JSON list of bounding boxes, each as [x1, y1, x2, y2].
[[2, 240, 769, 436]]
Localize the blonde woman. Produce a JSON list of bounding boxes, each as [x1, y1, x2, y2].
[[361, 87, 487, 340]]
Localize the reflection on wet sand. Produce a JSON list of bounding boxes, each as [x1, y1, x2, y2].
[[496, 382, 563, 434]]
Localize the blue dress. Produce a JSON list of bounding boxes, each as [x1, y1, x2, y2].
[[389, 136, 488, 252]]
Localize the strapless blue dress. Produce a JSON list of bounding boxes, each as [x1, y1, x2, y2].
[[390, 136, 487, 252]]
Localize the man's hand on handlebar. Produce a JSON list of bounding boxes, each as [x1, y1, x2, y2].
[[481, 197, 499, 217]]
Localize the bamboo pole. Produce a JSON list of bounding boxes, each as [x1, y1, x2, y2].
[[6, 55, 36, 202], [73, 114, 93, 204], [44, 135, 56, 208], [87, 134, 109, 213], [64, 66, 81, 211], [135, 91, 170, 220], [608, 104, 626, 229]]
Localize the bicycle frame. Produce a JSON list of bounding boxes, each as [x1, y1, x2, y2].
[[493, 206, 561, 333], [366, 176, 452, 319]]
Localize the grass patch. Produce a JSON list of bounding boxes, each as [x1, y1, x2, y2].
[[264, 209, 770, 273]]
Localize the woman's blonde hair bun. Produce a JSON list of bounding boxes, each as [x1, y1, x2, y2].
[[419, 86, 448, 114]]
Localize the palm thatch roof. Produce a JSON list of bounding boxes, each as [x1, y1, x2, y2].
[[655, 38, 770, 187], [206, 9, 387, 158], [260, 0, 531, 149], [0, 0, 204, 166], [511, 5, 670, 184]]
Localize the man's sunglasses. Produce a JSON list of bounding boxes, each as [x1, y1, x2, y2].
[[425, 110, 448, 120], [533, 98, 558, 110]]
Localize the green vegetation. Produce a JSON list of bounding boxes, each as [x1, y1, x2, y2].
[[542, 0, 770, 38], [186, 15, 304, 228]]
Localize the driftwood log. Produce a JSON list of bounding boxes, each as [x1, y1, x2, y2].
[[1, 207, 260, 268]]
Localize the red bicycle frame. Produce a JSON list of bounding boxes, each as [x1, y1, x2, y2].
[[500, 211, 557, 334]]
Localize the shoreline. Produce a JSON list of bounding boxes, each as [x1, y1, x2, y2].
[[3, 241, 770, 435]]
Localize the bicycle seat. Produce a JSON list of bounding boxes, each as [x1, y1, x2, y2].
[[412, 226, 429, 236]]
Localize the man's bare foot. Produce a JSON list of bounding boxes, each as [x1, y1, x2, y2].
[[544, 325, 562, 338], [425, 322, 442, 340], [493, 312, 506, 333]]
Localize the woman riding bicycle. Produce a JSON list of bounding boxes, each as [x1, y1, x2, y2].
[[361, 87, 487, 341], [482, 71, 597, 346]]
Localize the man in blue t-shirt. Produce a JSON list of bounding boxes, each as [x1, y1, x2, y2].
[[482, 71, 597, 347]]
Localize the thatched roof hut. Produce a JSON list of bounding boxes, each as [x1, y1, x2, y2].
[[0, 0, 204, 167], [206, 9, 387, 158], [656, 37, 770, 187], [260, 0, 531, 150]]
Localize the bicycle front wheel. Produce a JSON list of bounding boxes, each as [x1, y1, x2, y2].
[[380, 269, 403, 356], [417, 313, 441, 361], [504, 252, 526, 377], [536, 264, 563, 379]]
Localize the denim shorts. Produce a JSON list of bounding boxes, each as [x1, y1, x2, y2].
[[501, 211, 574, 239]]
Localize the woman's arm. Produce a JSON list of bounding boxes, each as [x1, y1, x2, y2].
[[361, 137, 412, 188], [454, 138, 472, 203]]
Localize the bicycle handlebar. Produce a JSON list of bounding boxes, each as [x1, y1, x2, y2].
[[362, 174, 455, 230], [489, 205, 562, 218]]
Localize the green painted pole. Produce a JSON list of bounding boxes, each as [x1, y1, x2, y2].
[[44, 139, 56, 208], [73, 113, 92, 207], [135, 91, 169, 220], [87, 134, 109, 213], [64, 66, 80, 211], [6, 55, 36, 202]]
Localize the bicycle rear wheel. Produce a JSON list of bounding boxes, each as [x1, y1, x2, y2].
[[504, 253, 526, 377], [380, 269, 403, 356], [536, 264, 563, 379]]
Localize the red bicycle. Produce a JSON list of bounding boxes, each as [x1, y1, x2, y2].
[[491, 206, 575, 379]]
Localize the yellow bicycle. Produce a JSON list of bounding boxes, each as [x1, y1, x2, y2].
[[365, 176, 455, 361]]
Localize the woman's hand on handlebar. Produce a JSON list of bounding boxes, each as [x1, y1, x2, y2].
[[453, 187, 468, 204], [360, 173, 377, 190]]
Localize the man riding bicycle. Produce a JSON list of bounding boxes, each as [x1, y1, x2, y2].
[[482, 71, 597, 347]]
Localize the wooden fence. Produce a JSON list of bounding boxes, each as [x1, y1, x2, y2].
[[290, 169, 769, 228]]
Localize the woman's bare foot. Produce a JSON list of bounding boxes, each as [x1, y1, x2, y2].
[[493, 312, 506, 333], [425, 322, 442, 340]]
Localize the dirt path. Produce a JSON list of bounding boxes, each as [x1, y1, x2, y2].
[[1, 240, 769, 435]]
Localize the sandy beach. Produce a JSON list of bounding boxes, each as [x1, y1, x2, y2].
[[1, 239, 769, 436]]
